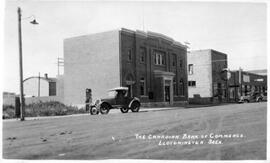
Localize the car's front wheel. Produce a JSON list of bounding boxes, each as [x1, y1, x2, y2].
[[244, 99, 249, 103], [120, 107, 129, 113], [131, 102, 140, 112], [90, 106, 99, 115], [100, 104, 110, 114]]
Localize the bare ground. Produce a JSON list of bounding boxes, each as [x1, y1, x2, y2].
[[2, 102, 267, 160]]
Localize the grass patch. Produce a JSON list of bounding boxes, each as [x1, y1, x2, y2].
[[3, 101, 86, 119]]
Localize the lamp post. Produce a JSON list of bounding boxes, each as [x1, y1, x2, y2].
[[17, 7, 38, 121]]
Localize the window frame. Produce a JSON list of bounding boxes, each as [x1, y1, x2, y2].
[[188, 81, 196, 87], [154, 51, 166, 66], [188, 64, 194, 75]]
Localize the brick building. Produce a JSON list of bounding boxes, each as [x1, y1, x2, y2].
[[228, 69, 267, 102], [187, 49, 228, 103], [64, 28, 188, 106]]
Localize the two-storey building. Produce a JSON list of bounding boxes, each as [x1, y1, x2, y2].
[[64, 28, 188, 106]]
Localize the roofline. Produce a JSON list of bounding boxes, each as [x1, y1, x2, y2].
[[120, 28, 187, 49], [190, 49, 228, 56], [23, 76, 56, 82]]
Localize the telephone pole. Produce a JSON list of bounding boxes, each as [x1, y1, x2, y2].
[[18, 7, 25, 121]]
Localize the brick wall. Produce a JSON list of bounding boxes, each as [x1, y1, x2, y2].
[[120, 30, 188, 102]]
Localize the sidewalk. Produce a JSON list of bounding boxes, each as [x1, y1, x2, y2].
[[3, 103, 235, 122]]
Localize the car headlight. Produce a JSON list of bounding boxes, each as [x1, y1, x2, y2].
[[95, 99, 101, 105]]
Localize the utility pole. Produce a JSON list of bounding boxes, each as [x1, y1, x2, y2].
[[57, 57, 64, 76], [38, 72, 40, 97], [239, 67, 242, 96], [18, 7, 25, 121]]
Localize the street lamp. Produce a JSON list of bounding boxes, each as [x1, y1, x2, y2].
[[17, 7, 39, 121]]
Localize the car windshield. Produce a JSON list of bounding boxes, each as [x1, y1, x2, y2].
[[108, 90, 117, 97]]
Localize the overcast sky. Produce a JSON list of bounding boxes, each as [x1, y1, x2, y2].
[[3, 0, 267, 93]]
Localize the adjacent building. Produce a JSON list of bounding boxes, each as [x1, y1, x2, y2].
[[23, 74, 64, 104], [187, 49, 228, 103], [64, 28, 188, 106], [228, 69, 267, 101], [24, 74, 57, 97]]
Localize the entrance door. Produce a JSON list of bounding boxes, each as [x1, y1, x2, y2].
[[165, 86, 170, 102], [127, 85, 133, 97]]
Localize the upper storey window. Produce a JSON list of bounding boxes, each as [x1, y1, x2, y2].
[[188, 64, 194, 75], [154, 51, 165, 65], [127, 48, 132, 61], [140, 47, 146, 63]]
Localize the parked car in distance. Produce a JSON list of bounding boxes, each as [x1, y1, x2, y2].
[[261, 92, 267, 101], [238, 92, 264, 103], [88, 87, 141, 115]]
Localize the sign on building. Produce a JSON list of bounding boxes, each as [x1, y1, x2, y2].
[[243, 75, 250, 82]]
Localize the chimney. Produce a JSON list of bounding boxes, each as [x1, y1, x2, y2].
[[44, 73, 48, 79]]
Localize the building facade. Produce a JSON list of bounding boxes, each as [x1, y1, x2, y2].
[[187, 49, 228, 103], [64, 28, 188, 106], [228, 69, 267, 101]]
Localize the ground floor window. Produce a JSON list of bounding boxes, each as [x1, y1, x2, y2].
[[140, 77, 146, 96], [188, 81, 196, 87], [173, 78, 177, 96]]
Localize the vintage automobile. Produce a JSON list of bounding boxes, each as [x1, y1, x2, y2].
[[89, 87, 141, 115], [238, 91, 264, 103]]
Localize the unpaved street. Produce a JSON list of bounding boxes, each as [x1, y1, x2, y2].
[[3, 103, 267, 160]]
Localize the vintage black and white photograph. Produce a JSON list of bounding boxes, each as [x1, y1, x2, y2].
[[1, 0, 268, 161]]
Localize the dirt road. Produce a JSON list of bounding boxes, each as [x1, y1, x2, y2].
[[3, 103, 267, 160]]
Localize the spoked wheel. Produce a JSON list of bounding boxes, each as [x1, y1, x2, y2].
[[90, 106, 99, 115], [100, 104, 110, 114], [131, 102, 140, 112], [120, 107, 129, 113]]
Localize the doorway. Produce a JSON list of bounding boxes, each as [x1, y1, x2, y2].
[[165, 85, 170, 102], [127, 85, 133, 97]]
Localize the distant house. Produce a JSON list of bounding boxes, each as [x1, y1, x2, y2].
[[3, 92, 17, 106], [246, 69, 267, 76], [24, 74, 57, 97], [23, 74, 64, 104], [228, 69, 267, 101]]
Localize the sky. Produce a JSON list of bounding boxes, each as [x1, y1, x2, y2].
[[3, 0, 267, 93]]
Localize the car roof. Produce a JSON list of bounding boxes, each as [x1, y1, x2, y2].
[[108, 87, 128, 91]]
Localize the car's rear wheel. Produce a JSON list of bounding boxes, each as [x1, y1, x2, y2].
[[244, 99, 249, 103], [90, 106, 99, 115], [131, 102, 140, 112], [257, 98, 262, 102], [100, 104, 110, 114], [120, 107, 129, 113]]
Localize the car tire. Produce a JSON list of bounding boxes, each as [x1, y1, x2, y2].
[[120, 107, 129, 113], [244, 99, 249, 103], [90, 106, 99, 115], [257, 98, 262, 102], [100, 104, 110, 114], [131, 102, 140, 112]]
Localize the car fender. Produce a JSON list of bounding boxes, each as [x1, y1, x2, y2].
[[128, 97, 140, 108]]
